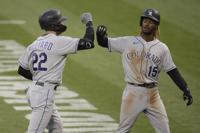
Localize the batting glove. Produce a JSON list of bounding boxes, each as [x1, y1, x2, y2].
[[80, 12, 93, 24], [183, 89, 193, 106], [96, 25, 107, 37]]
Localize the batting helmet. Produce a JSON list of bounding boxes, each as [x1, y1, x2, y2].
[[39, 9, 67, 32], [140, 9, 160, 26]]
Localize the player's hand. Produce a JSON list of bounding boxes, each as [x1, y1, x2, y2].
[[183, 89, 193, 106], [96, 25, 107, 37], [80, 12, 92, 24]]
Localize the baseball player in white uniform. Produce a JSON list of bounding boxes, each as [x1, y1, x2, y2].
[[18, 9, 94, 133], [96, 9, 193, 133]]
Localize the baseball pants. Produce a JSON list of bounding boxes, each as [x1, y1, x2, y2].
[[117, 83, 170, 133], [26, 82, 63, 133]]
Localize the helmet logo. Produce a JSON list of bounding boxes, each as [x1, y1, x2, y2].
[[148, 11, 153, 16]]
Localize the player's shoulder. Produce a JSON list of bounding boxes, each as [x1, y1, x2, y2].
[[109, 35, 135, 41], [157, 40, 169, 49], [48, 35, 70, 41], [155, 39, 171, 53], [56, 35, 79, 43], [57, 35, 72, 40], [39, 33, 75, 42], [26, 40, 37, 51], [119, 35, 136, 39]]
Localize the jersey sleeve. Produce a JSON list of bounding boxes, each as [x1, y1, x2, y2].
[[108, 37, 126, 53], [18, 48, 29, 70], [162, 46, 176, 72], [56, 36, 79, 55]]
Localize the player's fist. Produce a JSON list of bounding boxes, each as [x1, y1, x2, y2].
[[183, 90, 193, 106], [96, 25, 107, 37], [80, 12, 92, 24]]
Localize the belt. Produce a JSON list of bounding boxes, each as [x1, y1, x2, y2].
[[35, 81, 44, 87], [128, 82, 157, 88], [35, 81, 58, 90]]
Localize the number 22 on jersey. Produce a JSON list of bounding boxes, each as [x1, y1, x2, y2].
[[31, 51, 48, 71]]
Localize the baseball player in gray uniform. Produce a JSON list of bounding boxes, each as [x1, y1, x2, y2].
[[17, 9, 94, 133], [96, 9, 193, 133]]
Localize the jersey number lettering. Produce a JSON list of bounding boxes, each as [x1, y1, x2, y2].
[[148, 66, 158, 77], [32, 52, 47, 71]]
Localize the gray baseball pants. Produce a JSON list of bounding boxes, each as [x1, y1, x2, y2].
[[117, 83, 170, 133], [26, 82, 62, 133]]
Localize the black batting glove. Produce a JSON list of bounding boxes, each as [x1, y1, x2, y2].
[[96, 25, 108, 48], [183, 89, 193, 106], [96, 25, 107, 37]]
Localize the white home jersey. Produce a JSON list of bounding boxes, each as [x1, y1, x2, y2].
[[18, 33, 79, 84], [108, 36, 176, 84]]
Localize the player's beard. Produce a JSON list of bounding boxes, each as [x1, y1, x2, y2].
[[141, 27, 158, 37], [55, 24, 67, 35], [141, 26, 156, 36]]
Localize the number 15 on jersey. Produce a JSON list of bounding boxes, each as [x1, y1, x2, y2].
[[148, 66, 158, 78]]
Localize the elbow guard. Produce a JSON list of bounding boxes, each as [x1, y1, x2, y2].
[[78, 21, 94, 50], [78, 39, 94, 50]]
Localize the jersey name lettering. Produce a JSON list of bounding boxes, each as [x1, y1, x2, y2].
[[29, 41, 53, 51], [127, 51, 161, 65], [38, 41, 53, 50], [143, 51, 161, 65]]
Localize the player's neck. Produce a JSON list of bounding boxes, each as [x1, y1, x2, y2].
[[42, 31, 57, 36], [140, 33, 155, 42]]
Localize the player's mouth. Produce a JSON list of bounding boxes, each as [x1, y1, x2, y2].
[[142, 27, 151, 33], [142, 26, 153, 35], [142, 26, 150, 31]]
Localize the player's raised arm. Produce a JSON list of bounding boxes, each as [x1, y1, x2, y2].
[[77, 12, 94, 50]]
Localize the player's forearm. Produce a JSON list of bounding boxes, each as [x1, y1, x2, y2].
[[84, 21, 94, 42], [78, 21, 94, 50], [167, 68, 189, 92], [17, 66, 32, 80]]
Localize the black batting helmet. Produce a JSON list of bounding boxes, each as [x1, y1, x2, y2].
[[140, 9, 160, 26], [39, 9, 67, 31]]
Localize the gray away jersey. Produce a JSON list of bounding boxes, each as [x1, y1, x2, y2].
[[18, 33, 79, 84], [108, 36, 176, 84]]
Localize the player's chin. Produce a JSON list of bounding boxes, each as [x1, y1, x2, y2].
[[142, 30, 152, 35], [142, 28, 151, 34]]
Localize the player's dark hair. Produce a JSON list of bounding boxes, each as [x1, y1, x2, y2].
[[155, 27, 160, 38]]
